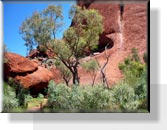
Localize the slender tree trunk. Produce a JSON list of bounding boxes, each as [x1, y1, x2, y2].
[[72, 67, 80, 85], [99, 44, 110, 88], [91, 73, 97, 87], [63, 77, 69, 86], [101, 69, 109, 88]]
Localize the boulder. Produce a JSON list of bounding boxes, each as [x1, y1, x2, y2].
[[4, 52, 54, 94], [15, 66, 54, 90], [4, 52, 38, 76]]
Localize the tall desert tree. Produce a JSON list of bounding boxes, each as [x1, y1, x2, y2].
[[19, 5, 63, 53], [43, 5, 63, 39], [51, 6, 103, 84]]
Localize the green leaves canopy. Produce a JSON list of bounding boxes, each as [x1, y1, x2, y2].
[[64, 6, 103, 58], [52, 6, 103, 65], [20, 5, 63, 52]]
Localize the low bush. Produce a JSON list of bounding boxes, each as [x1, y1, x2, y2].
[[111, 82, 140, 112], [4, 78, 31, 112], [81, 85, 112, 112], [118, 48, 148, 111], [25, 93, 45, 109], [47, 80, 112, 112], [3, 82, 19, 112]]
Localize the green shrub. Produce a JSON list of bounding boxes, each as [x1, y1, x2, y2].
[[47, 80, 112, 112], [81, 85, 112, 112], [3, 82, 19, 112], [15, 85, 30, 106], [6, 78, 30, 107], [118, 49, 148, 111], [119, 48, 146, 87], [24, 94, 33, 107], [25, 93, 45, 109], [111, 83, 140, 112], [47, 81, 71, 111]]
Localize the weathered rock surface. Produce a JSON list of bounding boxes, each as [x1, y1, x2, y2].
[[4, 52, 54, 93], [4, 52, 38, 75], [15, 66, 54, 89], [27, 48, 55, 59], [122, 4, 147, 54], [76, 1, 148, 85], [87, 3, 121, 34]]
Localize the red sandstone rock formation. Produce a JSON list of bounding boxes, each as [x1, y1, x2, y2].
[[76, 1, 148, 85], [4, 52, 38, 74], [4, 52, 54, 93], [15, 66, 54, 91], [122, 4, 147, 55]]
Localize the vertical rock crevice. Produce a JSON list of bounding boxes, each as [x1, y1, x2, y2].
[[120, 3, 124, 21], [119, 3, 124, 49]]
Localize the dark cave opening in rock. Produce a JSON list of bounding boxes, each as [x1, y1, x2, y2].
[[85, 34, 114, 56], [29, 83, 48, 97], [97, 35, 114, 53]]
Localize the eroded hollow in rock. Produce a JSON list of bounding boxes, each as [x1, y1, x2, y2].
[[29, 83, 48, 96], [97, 34, 114, 52]]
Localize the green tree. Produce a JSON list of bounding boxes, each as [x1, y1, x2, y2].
[[19, 5, 63, 53], [51, 6, 103, 84]]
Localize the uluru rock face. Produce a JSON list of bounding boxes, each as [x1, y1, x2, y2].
[[76, 0, 148, 85], [4, 52, 54, 94], [122, 4, 147, 54]]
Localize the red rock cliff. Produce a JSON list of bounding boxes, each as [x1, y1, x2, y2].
[[76, 0, 148, 85]]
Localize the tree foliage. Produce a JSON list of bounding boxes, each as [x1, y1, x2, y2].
[[118, 48, 148, 110], [20, 5, 63, 52], [3, 82, 19, 112], [51, 6, 103, 84]]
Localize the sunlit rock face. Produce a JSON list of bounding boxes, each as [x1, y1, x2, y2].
[[4, 52, 54, 94], [76, 0, 147, 85], [122, 4, 147, 54], [4, 52, 38, 74]]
